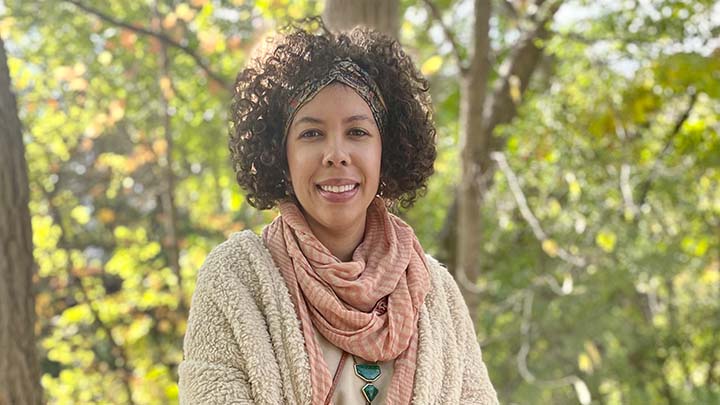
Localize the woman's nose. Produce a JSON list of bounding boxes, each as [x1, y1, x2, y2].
[[322, 136, 350, 167]]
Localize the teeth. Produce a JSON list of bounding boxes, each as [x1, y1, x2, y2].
[[319, 184, 356, 193]]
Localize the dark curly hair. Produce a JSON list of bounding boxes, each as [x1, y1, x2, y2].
[[229, 19, 436, 210]]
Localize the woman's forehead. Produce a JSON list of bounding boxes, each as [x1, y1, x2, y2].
[[291, 83, 374, 123]]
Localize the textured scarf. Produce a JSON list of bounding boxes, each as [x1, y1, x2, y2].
[[262, 197, 430, 404]]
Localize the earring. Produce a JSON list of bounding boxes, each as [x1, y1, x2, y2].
[[377, 179, 387, 196], [282, 170, 294, 196]]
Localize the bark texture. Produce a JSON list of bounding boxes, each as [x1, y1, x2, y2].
[[323, 0, 399, 38], [444, 1, 563, 310], [0, 36, 43, 405], [455, 0, 492, 313]]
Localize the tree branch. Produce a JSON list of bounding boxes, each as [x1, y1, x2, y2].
[[516, 291, 591, 404], [420, 0, 466, 71], [62, 0, 232, 91], [484, 0, 563, 142], [636, 91, 698, 206], [491, 151, 587, 268]]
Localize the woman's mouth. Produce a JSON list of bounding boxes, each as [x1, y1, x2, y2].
[[316, 183, 359, 202]]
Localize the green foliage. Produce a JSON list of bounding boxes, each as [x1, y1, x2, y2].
[[4, 0, 720, 403]]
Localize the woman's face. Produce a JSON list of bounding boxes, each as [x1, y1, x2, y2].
[[285, 83, 382, 237]]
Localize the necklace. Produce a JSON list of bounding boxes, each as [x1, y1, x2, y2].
[[351, 354, 382, 404]]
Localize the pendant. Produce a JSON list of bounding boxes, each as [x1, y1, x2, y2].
[[354, 363, 381, 402]]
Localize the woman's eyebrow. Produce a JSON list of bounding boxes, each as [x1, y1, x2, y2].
[[292, 116, 324, 128], [292, 114, 372, 128], [343, 114, 371, 124]]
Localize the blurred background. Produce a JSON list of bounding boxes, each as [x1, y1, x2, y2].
[[1, 0, 719, 403]]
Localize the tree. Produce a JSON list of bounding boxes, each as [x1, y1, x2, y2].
[[0, 35, 43, 405], [415, 0, 564, 313], [6, 0, 719, 403], [323, 0, 399, 38]]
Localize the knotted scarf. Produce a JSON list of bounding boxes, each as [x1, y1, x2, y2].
[[262, 197, 430, 404]]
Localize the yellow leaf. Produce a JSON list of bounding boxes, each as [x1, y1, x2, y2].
[[159, 75, 175, 99], [162, 13, 178, 30], [98, 50, 113, 65], [542, 239, 558, 257], [165, 383, 179, 400], [1, 17, 16, 38], [596, 230, 617, 253], [198, 28, 224, 54], [97, 208, 116, 224], [152, 138, 168, 155], [68, 77, 88, 91], [548, 198, 561, 217], [509, 75, 521, 104], [420, 55, 443, 76], [584, 341, 602, 366], [175, 4, 196, 21], [73, 62, 87, 76], [578, 353, 593, 373], [700, 266, 719, 285], [62, 305, 92, 324], [108, 99, 126, 123], [120, 29, 137, 49], [70, 206, 91, 225], [54, 65, 76, 81]]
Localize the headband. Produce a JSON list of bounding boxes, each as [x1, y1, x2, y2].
[[283, 59, 387, 140]]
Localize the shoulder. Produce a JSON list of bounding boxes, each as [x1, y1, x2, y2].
[[191, 230, 286, 315], [422, 254, 474, 330], [424, 255, 463, 303], [195, 230, 272, 289]]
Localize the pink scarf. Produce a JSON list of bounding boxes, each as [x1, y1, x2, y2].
[[262, 197, 430, 404]]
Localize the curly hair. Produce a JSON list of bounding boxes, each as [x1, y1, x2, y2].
[[229, 19, 436, 210]]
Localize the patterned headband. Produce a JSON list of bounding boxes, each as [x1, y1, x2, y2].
[[283, 59, 387, 140]]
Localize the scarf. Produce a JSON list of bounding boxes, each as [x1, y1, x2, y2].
[[262, 197, 430, 404]]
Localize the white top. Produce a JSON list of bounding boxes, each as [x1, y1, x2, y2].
[[314, 325, 395, 405]]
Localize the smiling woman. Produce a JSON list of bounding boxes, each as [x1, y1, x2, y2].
[[178, 19, 498, 405]]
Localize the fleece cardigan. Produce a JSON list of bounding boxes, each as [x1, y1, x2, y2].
[[178, 230, 498, 404]]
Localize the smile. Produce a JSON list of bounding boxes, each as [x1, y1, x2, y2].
[[318, 184, 358, 193], [316, 183, 360, 202]]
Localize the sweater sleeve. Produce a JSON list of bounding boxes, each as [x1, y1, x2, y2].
[[441, 269, 499, 404], [178, 254, 253, 404]]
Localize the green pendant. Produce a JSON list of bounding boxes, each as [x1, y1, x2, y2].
[[354, 363, 381, 382], [362, 383, 379, 402]]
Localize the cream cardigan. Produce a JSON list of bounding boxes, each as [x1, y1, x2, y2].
[[179, 231, 498, 404]]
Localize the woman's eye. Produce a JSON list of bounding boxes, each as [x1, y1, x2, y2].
[[349, 128, 368, 137], [300, 130, 321, 138]]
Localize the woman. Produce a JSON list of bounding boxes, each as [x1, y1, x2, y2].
[[179, 21, 498, 405]]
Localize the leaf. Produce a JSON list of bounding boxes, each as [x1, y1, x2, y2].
[[420, 55, 443, 76], [120, 29, 137, 49], [70, 206, 91, 225], [97, 208, 116, 224], [578, 353, 593, 373], [175, 4, 196, 22], [542, 239, 559, 257], [596, 230, 616, 253]]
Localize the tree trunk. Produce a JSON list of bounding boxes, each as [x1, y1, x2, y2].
[[455, 0, 492, 313], [323, 0, 399, 38], [444, 0, 563, 313], [0, 36, 43, 405]]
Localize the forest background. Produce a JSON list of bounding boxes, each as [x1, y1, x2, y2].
[[1, 0, 719, 404]]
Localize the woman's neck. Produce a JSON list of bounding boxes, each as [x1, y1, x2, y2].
[[306, 215, 366, 262]]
